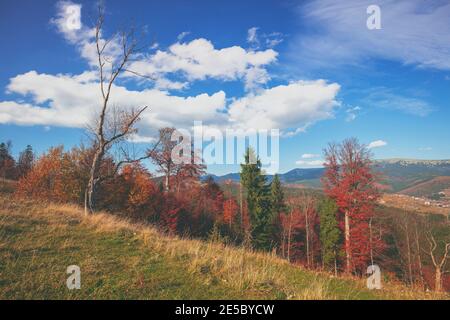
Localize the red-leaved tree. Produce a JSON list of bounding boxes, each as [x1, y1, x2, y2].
[[322, 138, 384, 273]]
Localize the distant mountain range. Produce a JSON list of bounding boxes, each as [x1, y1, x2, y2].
[[205, 159, 450, 195]]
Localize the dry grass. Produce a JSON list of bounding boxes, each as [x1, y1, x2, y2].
[[1, 194, 448, 300]]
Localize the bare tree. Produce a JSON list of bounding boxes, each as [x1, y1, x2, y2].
[[148, 128, 178, 192], [85, 7, 152, 215], [425, 232, 450, 292], [300, 192, 316, 268], [148, 127, 205, 192], [414, 220, 427, 290], [399, 211, 414, 286]]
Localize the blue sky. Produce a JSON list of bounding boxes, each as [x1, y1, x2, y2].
[[0, 0, 449, 175]]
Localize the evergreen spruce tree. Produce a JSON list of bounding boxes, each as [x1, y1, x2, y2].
[[318, 197, 341, 274], [240, 147, 272, 250], [0, 141, 16, 179], [269, 174, 286, 248], [17, 145, 34, 178], [270, 174, 286, 214]]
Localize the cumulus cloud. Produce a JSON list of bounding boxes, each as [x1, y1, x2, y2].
[[0, 72, 340, 139], [51, 2, 277, 92], [0, 71, 227, 138], [50, 1, 84, 43], [294, 0, 450, 70], [51, 1, 115, 67], [228, 80, 340, 136], [295, 159, 324, 167], [368, 140, 387, 149], [126, 38, 277, 91]]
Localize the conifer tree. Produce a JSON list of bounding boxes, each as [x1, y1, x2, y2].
[[269, 174, 286, 249], [318, 197, 341, 274], [17, 145, 34, 178], [0, 141, 16, 179], [240, 147, 272, 250]]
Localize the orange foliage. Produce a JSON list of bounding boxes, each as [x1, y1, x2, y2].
[[120, 163, 159, 218], [16, 146, 94, 204], [16, 147, 65, 202], [223, 198, 238, 226]]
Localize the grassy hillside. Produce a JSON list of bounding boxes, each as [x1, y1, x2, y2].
[[1, 195, 448, 300]]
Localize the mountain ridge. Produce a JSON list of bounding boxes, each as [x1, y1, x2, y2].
[[205, 159, 450, 194]]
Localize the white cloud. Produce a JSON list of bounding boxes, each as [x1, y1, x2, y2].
[[345, 106, 361, 122], [51, 2, 277, 92], [0, 72, 340, 139], [243, 67, 270, 91], [177, 31, 190, 41], [247, 28, 284, 49], [0, 71, 227, 136], [228, 80, 340, 136], [264, 32, 284, 48], [266, 38, 282, 48], [294, 0, 450, 70], [128, 134, 157, 143], [247, 27, 259, 47], [368, 140, 387, 149], [295, 159, 324, 167], [50, 1, 84, 43], [126, 38, 278, 91], [153, 78, 189, 91], [301, 153, 320, 159]]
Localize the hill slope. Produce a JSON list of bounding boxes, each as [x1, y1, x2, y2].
[[399, 176, 450, 198], [0, 195, 446, 300], [374, 159, 450, 192]]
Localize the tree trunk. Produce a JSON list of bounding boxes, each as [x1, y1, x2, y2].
[[435, 268, 443, 293], [287, 212, 292, 263], [414, 223, 426, 290], [334, 252, 338, 277], [165, 170, 170, 191], [85, 148, 104, 215], [405, 221, 413, 286], [305, 210, 310, 267], [84, 188, 89, 216], [344, 211, 351, 273], [369, 218, 375, 275], [240, 183, 243, 226]]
